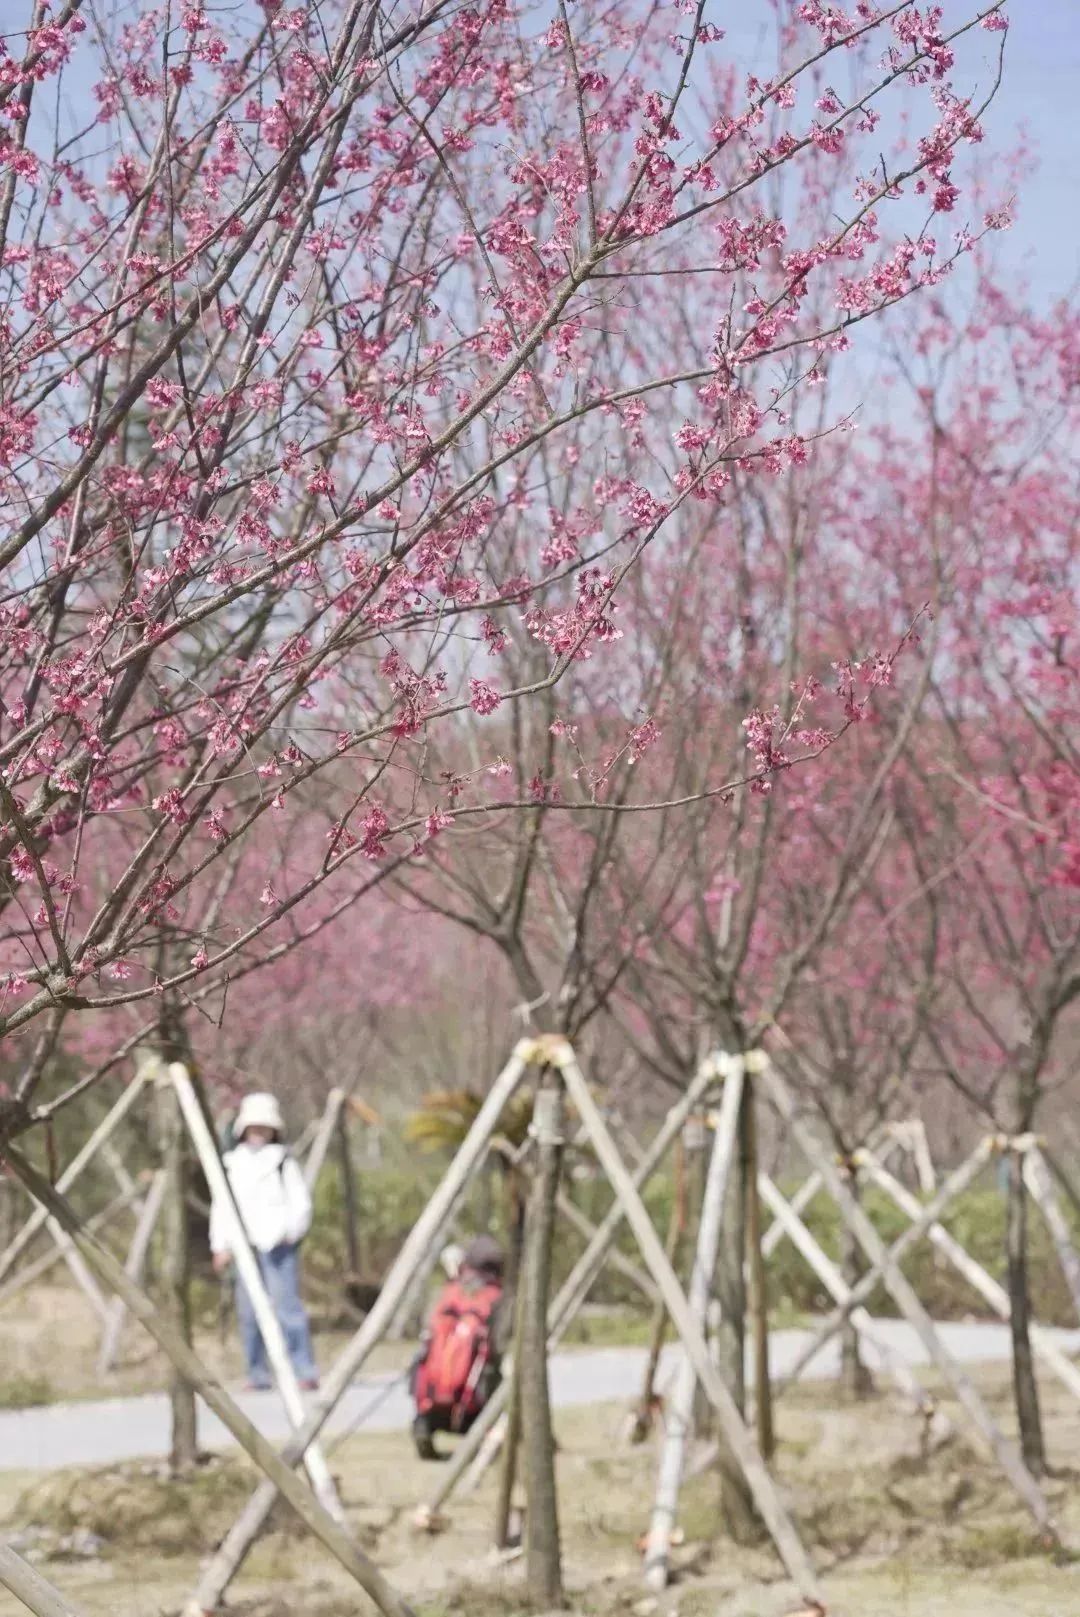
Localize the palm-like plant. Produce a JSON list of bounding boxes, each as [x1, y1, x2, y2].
[[405, 1088, 540, 1285], [404, 1088, 535, 1155]]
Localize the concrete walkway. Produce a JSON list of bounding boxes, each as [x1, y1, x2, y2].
[[3, 1320, 1078, 1473]]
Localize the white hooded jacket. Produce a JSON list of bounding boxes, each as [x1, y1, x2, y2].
[[209, 1142, 312, 1256]]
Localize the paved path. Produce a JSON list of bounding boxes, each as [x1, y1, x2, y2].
[[3, 1320, 1078, 1473]]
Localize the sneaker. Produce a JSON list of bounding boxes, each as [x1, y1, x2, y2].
[[300, 1378, 320, 1391]]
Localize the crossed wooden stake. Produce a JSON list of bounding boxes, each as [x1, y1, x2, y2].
[[2, 1039, 1078, 1617]]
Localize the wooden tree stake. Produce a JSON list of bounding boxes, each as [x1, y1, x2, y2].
[[762, 1065, 1059, 1544], [0, 1539, 88, 1617], [97, 1168, 167, 1376], [1024, 1146, 1080, 1327], [423, 1051, 722, 1518], [168, 1061, 344, 1522], [644, 1058, 745, 1590], [0, 1142, 417, 1617], [190, 1042, 529, 1612], [861, 1149, 1080, 1405], [559, 1048, 823, 1605]]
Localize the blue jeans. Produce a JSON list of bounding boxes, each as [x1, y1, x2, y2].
[[234, 1243, 318, 1387]]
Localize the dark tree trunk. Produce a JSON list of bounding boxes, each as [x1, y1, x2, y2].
[[714, 1088, 758, 1543], [839, 1169, 874, 1400], [1006, 1148, 1045, 1477], [743, 1088, 775, 1456], [520, 1078, 565, 1608], [494, 1281, 526, 1549], [504, 1170, 527, 1296]]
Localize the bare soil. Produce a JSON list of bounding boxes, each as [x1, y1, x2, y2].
[[3, 1357, 1080, 1617]]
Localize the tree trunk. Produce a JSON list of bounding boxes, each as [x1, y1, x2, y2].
[[520, 1079, 565, 1609], [158, 1076, 198, 1474], [682, 1121, 711, 1436], [1006, 1148, 1045, 1478], [714, 1087, 757, 1543], [505, 1169, 527, 1296], [495, 1281, 527, 1549], [743, 1089, 775, 1456], [838, 1170, 874, 1400]]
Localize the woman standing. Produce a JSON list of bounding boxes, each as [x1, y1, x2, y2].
[[209, 1092, 319, 1390]]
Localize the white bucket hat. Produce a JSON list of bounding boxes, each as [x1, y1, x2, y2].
[[234, 1092, 284, 1139]]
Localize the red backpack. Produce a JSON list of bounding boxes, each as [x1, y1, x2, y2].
[[413, 1278, 502, 1428]]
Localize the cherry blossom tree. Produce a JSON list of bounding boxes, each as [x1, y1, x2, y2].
[[872, 284, 1080, 1475], [0, 6, 1026, 1607], [0, 0, 1013, 1130]]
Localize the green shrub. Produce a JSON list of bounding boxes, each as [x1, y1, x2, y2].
[[302, 1143, 1080, 1331]]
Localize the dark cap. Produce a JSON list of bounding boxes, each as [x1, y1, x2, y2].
[[463, 1234, 504, 1276]]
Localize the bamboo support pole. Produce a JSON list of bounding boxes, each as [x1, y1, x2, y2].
[[860, 1149, 1080, 1406], [776, 1138, 995, 1392], [102, 1140, 139, 1201], [758, 1174, 937, 1412], [643, 1059, 745, 1590], [303, 1089, 346, 1194], [97, 1168, 168, 1376], [759, 1125, 901, 1263], [168, 1062, 344, 1522], [489, 1133, 661, 1306], [494, 1283, 526, 1549], [0, 1065, 151, 1284], [0, 1143, 417, 1617], [189, 1043, 530, 1613], [559, 1049, 823, 1605], [39, 1216, 112, 1323], [762, 1066, 1059, 1544], [760, 1167, 824, 1260], [1042, 1144, 1080, 1223], [556, 1188, 659, 1306], [0, 1185, 141, 1311], [1024, 1146, 1080, 1327], [0, 1539, 89, 1617]]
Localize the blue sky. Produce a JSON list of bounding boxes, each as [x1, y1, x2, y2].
[[957, 0, 1079, 302], [716, 1, 1078, 306]]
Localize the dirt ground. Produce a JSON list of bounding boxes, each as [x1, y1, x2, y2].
[[4, 1355, 1080, 1617]]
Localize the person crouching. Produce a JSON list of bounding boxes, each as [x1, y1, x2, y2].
[[410, 1235, 509, 1460], [209, 1091, 319, 1391]]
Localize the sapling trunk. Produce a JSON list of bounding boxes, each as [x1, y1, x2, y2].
[[494, 1280, 527, 1549], [838, 1170, 874, 1400], [714, 1088, 757, 1544], [1006, 1149, 1046, 1478], [520, 1078, 565, 1608], [743, 1088, 775, 1455]]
